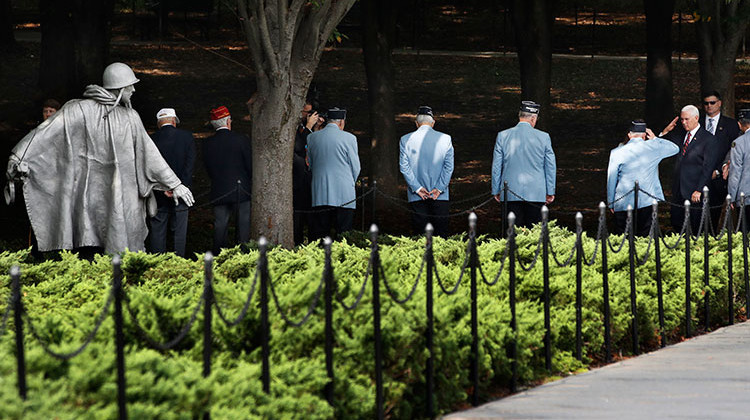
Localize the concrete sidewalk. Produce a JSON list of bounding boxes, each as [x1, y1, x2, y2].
[[445, 321, 750, 419]]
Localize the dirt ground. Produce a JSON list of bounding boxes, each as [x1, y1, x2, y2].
[[1, 7, 749, 255]]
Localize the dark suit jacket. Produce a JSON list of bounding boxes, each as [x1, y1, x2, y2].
[[666, 127, 721, 201], [150, 125, 196, 208], [203, 129, 253, 205], [702, 114, 741, 203], [293, 124, 312, 208]]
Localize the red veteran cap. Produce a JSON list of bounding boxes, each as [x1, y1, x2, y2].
[[210, 106, 230, 120]]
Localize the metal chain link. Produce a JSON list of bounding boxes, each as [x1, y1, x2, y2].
[[607, 213, 631, 254], [294, 188, 375, 214], [214, 267, 260, 327], [375, 188, 495, 218], [516, 229, 543, 272], [123, 289, 204, 351], [583, 213, 605, 266], [267, 266, 325, 327], [381, 256, 423, 304], [550, 234, 578, 267], [478, 238, 509, 286], [24, 285, 114, 360], [434, 240, 471, 295], [335, 258, 371, 311], [661, 204, 690, 250]]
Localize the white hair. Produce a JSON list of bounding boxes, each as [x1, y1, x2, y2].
[[681, 105, 700, 118], [518, 111, 538, 119], [211, 116, 230, 130], [416, 114, 435, 125], [328, 119, 343, 124]]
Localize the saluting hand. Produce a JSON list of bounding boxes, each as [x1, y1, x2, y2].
[[660, 117, 679, 136]]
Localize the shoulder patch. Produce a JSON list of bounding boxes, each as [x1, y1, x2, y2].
[[733, 141, 736, 148]]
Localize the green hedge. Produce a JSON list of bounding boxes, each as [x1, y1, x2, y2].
[[0, 225, 745, 418]]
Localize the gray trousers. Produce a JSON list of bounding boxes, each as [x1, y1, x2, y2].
[[150, 206, 189, 257], [213, 200, 251, 255]]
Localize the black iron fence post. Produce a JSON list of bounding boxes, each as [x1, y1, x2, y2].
[[508, 212, 517, 393], [599, 203, 611, 363], [634, 182, 639, 235], [259, 237, 271, 394], [703, 186, 710, 330], [10, 265, 26, 400], [202, 252, 214, 420], [575, 212, 583, 361], [372, 180, 378, 227], [541, 206, 552, 371], [370, 225, 384, 420], [685, 200, 692, 338], [627, 206, 639, 355], [323, 237, 335, 407], [653, 202, 666, 348], [112, 257, 127, 420], [726, 195, 734, 325], [469, 213, 479, 406], [425, 224, 435, 417], [502, 181, 508, 238]]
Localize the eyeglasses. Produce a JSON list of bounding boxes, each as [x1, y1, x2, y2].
[[703, 101, 718, 105]]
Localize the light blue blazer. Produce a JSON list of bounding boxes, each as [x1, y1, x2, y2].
[[606, 137, 679, 211], [728, 130, 750, 204], [399, 125, 455, 202], [307, 123, 361, 209], [491, 122, 556, 202]]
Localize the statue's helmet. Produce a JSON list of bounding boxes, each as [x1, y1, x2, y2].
[[102, 62, 140, 90]]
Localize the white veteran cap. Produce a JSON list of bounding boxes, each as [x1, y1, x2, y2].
[[156, 108, 180, 124]]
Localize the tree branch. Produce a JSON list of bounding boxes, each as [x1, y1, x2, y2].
[[238, 0, 267, 79], [256, 0, 280, 75]]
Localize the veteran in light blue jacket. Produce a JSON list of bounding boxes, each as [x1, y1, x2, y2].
[[307, 108, 361, 239], [727, 109, 750, 208], [399, 106, 455, 236], [491, 101, 556, 228], [606, 120, 679, 235]]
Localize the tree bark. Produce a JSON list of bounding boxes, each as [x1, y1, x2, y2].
[[0, 0, 15, 49], [40, 0, 114, 101], [695, 0, 750, 116], [510, 0, 554, 131], [362, 0, 398, 201], [238, 0, 357, 248], [644, 0, 675, 130]]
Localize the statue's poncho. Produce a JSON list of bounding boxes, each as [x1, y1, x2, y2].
[[10, 85, 181, 253]]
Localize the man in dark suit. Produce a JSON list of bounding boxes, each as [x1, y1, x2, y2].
[[660, 104, 721, 234], [149, 108, 195, 257], [203, 106, 253, 255], [293, 98, 321, 245], [701, 91, 741, 231]]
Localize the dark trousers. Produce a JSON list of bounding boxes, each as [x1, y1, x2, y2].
[[293, 211, 311, 246], [410, 199, 450, 237], [506, 201, 544, 229], [670, 200, 703, 234], [311, 206, 354, 240], [213, 200, 251, 255], [613, 206, 653, 237], [150, 205, 189, 257], [709, 179, 728, 233]]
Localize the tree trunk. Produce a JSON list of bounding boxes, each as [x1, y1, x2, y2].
[[0, 0, 15, 49], [40, 0, 114, 101], [644, 0, 675, 130], [238, 0, 357, 248], [362, 0, 399, 201], [510, 0, 554, 131], [695, 0, 750, 116]]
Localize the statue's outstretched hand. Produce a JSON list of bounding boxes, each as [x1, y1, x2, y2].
[[172, 184, 195, 207]]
